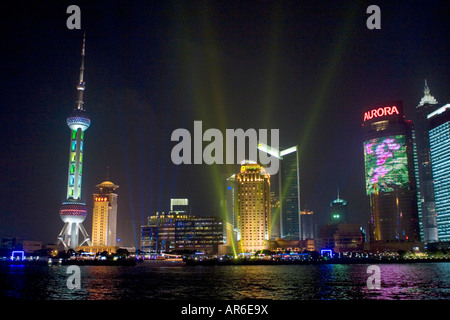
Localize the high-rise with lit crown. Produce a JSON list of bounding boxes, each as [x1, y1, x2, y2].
[[236, 161, 271, 253], [414, 80, 440, 243], [92, 181, 119, 247], [57, 34, 92, 250]]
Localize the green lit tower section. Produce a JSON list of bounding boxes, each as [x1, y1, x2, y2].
[[330, 189, 348, 224], [57, 34, 92, 250], [67, 114, 86, 199]]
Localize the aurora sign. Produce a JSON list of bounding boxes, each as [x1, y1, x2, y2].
[[363, 105, 400, 122]]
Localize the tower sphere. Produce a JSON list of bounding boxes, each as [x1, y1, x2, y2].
[[60, 200, 88, 223], [67, 109, 91, 131]]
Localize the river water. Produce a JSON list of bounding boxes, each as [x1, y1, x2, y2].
[[2, 262, 450, 300]]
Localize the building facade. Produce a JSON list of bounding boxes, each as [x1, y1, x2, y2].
[[362, 101, 420, 243], [141, 212, 176, 254], [333, 224, 364, 253], [270, 192, 280, 240], [300, 209, 314, 240], [140, 212, 224, 255], [428, 104, 450, 241], [236, 162, 271, 253]]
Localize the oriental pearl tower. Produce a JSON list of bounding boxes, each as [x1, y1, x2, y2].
[[57, 34, 92, 250]]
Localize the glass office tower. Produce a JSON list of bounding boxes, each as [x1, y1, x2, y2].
[[278, 147, 300, 240], [428, 104, 450, 241], [257, 143, 300, 240]]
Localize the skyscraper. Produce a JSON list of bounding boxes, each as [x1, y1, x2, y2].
[[57, 35, 92, 250], [414, 80, 440, 243], [91, 181, 119, 247], [278, 146, 300, 240], [362, 101, 420, 243], [428, 104, 450, 241], [257, 143, 300, 240], [236, 162, 271, 253]]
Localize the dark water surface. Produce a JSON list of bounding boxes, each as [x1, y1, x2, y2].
[[2, 263, 450, 300]]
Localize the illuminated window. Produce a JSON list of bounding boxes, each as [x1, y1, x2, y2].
[[71, 141, 77, 151], [71, 153, 76, 162], [371, 120, 389, 131]]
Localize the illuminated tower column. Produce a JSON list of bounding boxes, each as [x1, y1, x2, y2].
[[57, 34, 92, 250]]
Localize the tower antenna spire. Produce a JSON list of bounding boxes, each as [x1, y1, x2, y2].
[[106, 165, 110, 181], [419, 78, 438, 107], [76, 32, 86, 111]]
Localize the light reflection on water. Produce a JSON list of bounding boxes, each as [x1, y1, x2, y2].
[[1, 263, 450, 300]]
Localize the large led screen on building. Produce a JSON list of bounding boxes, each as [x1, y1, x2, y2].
[[364, 135, 409, 195]]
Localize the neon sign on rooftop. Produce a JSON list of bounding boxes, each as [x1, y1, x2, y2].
[[363, 105, 400, 122]]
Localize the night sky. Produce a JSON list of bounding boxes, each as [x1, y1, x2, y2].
[[1, 1, 450, 247]]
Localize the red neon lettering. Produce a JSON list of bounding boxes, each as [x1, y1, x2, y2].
[[364, 105, 400, 122], [364, 112, 369, 121], [391, 105, 399, 115], [377, 108, 384, 116]]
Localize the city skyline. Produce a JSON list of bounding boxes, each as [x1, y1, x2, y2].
[[2, 1, 450, 247]]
